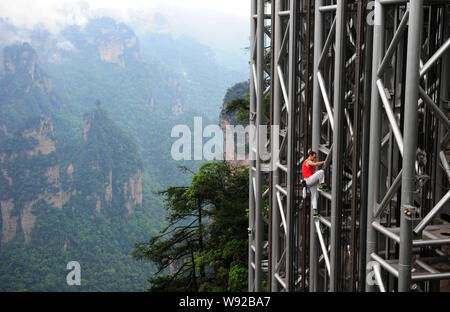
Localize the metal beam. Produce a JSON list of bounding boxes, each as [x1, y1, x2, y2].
[[310, 0, 324, 292], [398, 0, 423, 292], [413, 191, 450, 234], [366, 0, 385, 292], [329, 0, 347, 292]]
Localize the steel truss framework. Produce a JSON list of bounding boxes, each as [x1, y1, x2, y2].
[[249, 0, 450, 292]]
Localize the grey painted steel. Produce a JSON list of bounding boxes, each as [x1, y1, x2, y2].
[[285, 0, 298, 291], [301, 0, 312, 292], [319, 216, 332, 229], [248, 0, 257, 292], [420, 37, 450, 77], [418, 87, 450, 131], [276, 192, 287, 236], [319, 5, 337, 12], [359, 15, 374, 290], [366, 0, 384, 292], [318, 18, 336, 68], [315, 220, 331, 275], [398, 0, 423, 292], [413, 238, 450, 247], [271, 0, 282, 293], [248, 0, 269, 292], [317, 72, 334, 131], [372, 222, 400, 243], [377, 79, 404, 156], [310, 0, 324, 292], [411, 272, 450, 281], [415, 259, 440, 274], [414, 191, 450, 234], [330, 0, 346, 292], [377, 9, 409, 77], [249, 0, 450, 293], [371, 253, 399, 278], [440, 151, 450, 180], [254, 0, 265, 292], [269, 0, 309, 292], [373, 263, 386, 292], [375, 170, 403, 218]]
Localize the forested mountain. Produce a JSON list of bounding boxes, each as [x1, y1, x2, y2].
[[0, 17, 247, 291]]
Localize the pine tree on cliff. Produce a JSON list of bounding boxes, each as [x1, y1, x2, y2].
[[133, 162, 249, 292]]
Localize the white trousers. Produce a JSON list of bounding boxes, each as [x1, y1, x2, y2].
[[305, 170, 325, 210]]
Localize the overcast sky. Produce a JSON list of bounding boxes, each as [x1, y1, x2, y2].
[[0, 0, 251, 53]]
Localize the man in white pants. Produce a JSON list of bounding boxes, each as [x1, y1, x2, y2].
[[302, 151, 328, 218]]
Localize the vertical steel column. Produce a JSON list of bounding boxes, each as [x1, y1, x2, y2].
[[255, 0, 265, 292], [271, 0, 282, 293], [309, 0, 324, 292], [268, 0, 275, 292], [366, 0, 384, 292], [286, 0, 298, 291], [330, 0, 347, 292], [392, 5, 406, 293], [249, 0, 257, 292], [301, 0, 312, 292], [398, 0, 423, 292], [359, 18, 373, 291], [270, 0, 293, 292], [351, 0, 365, 292]]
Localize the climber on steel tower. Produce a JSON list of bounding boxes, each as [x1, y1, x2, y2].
[[302, 151, 329, 219]]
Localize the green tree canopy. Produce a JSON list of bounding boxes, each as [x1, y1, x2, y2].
[[134, 161, 249, 292]]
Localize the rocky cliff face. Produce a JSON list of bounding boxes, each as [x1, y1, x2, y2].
[[219, 81, 250, 166], [3, 43, 52, 94], [123, 169, 143, 214], [84, 18, 141, 68], [1, 199, 17, 245], [22, 118, 56, 156], [0, 107, 143, 246], [0, 118, 71, 245], [0, 43, 61, 140], [78, 106, 143, 216], [0, 45, 70, 245]]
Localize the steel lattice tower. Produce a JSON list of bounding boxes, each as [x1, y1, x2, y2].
[[249, 0, 450, 292]]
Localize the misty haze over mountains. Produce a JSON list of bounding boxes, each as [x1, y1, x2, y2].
[[0, 1, 250, 73]]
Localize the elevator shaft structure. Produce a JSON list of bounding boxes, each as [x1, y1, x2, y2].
[[249, 0, 450, 292]]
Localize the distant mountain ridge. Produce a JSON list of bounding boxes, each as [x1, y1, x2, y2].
[[0, 42, 60, 137], [0, 16, 247, 117]]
